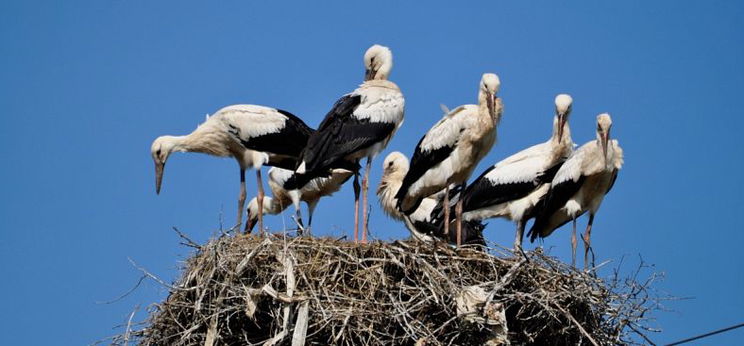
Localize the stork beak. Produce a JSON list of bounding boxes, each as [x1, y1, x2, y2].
[[155, 160, 165, 194], [601, 132, 609, 162], [245, 215, 256, 233], [487, 93, 497, 122], [557, 112, 566, 143]]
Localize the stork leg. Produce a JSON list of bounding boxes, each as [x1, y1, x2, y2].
[[583, 214, 595, 271], [515, 220, 529, 261], [237, 168, 246, 232], [571, 217, 577, 268], [294, 206, 305, 234], [361, 157, 372, 244], [455, 197, 463, 247], [288, 190, 305, 234], [256, 169, 265, 235], [443, 185, 450, 236], [307, 201, 318, 236], [352, 168, 361, 243]]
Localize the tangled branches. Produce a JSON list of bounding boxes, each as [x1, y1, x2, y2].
[[116, 234, 664, 345]]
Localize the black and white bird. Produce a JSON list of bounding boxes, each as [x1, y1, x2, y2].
[[151, 104, 313, 232], [395, 73, 502, 246], [295, 44, 405, 243], [528, 113, 624, 269], [377, 152, 485, 245], [244, 165, 355, 233], [457, 94, 575, 252]]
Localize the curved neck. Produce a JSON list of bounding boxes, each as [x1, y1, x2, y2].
[[377, 171, 406, 220], [169, 126, 233, 157]]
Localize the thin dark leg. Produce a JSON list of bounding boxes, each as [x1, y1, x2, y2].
[[307, 211, 314, 235], [571, 217, 577, 268], [583, 214, 595, 271], [515, 220, 529, 261], [237, 168, 246, 231], [361, 158, 372, 244], [353, 170, 361, 243], [443, 185, 450, 236], [455, 198, 463, 247]]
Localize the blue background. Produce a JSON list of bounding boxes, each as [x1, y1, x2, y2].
[[1, 1, 742, 344]]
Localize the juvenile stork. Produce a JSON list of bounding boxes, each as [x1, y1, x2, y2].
[[244, 165, 355, 233], [296, 44, 405, 243], [151, 105, 313, 232], [457, 94, 575, 252], [377, 152, 485, 245], [528, 113, 624, 269], [395, 73, 502, 245]]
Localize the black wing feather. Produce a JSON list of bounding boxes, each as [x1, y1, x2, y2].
[[605, 170, 619, 195], [232, 109, 314, 158], [394, 134, 457, 212], [460, 161, 564, 214], [300, 95, 396, 173], [528, 175, 586, 242]]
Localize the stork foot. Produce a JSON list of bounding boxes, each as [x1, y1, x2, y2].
[[515, 244, 530, 263], [291, 215, 306, 236]]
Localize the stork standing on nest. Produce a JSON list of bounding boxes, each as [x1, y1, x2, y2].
[[151, 105, 313, 232], [395, 73, 502, 246], [377, 152, 485, 245], [295, 44, 404, 243], [528, 113, 624, 269], [245, 165, 355, 233], [456, 94, 575, 252]]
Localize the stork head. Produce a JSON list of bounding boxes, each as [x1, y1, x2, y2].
[[364, 44, 393, 81], [382, 151, 409, 176], [245, 197, 260, 233], [596, 113, 613, 160], [480, 73, 501, 122], [151, 136, 180, 194], [554, 94, 573, 141]]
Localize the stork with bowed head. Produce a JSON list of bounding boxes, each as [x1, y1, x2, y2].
[[456, 94, 575, 253], [395, 73, 502, 246], [295, 44, 404, 243], [245, 164, 355, 234], [377, 152, 486, 245], [151, 105, 313, 232], [528, 113, 624, 269]]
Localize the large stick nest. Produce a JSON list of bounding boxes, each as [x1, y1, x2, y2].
[[123, 234, 660, 345]]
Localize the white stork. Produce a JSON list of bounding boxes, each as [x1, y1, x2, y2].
[[151, 105, 313, 232], [244, 164, 355, 233], [457, 94, 575, 252], [295, 44, 404, 243], [528, 113, 624, 269], [377, 152, 485, 245], [395, 73, 502, 246]]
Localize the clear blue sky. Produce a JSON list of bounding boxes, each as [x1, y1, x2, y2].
[[1, 1, 742, 344]]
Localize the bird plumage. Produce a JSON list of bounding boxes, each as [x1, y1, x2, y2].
[[294, 44, 404, 243], [395, 73, 502, 215], [528, 138, 623, 240], [245, 166, 354, 232], [459, 94, 575, 224], [296, 81, 404, 175], [377, 152, 485, 245], [151, 104, 313, 230], [527, 113, 624, 268]]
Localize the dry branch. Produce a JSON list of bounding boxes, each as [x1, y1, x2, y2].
[[112, 234, 664, 345]]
